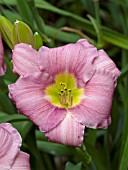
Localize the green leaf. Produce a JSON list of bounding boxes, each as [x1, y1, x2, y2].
[[25, 125, 45, 170], [119, 136, 128, 170], [44, 25, 81, 42], [0, 15, 13, 49], [84, 142, 109, 170], [102, 26, 128, 50], [75, 147, 91, 165], [1, 9, 21, 23], [0, 0, 16, 5], [65, 162, 82, 170], [86, 129, 97, 146], [3, 55, 18, 84], [1, 0, 128, 48], [13, 121, 33, 141], [118, 63, 128, 82], [0, 114, 28, 123], [37, 141, 75, 156], [0, 90, 16, 114], [87, 14, 103, 48], [87, 15, 99, 38], [35, 0, 128, 49], [118, 83, 128, 113], [1, 10, 82, 43], [0, 111, 7, 117], [16, 0, 35, 29], [29, 0, 45, 34], [118, 83, 128, 165], [36, 130, 47, 141]]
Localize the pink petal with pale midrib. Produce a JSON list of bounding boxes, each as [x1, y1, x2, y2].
[[94, 50, 121, 79], [70, 69, 116, 129], [12, 43, 39, 76], [8, 73, 66, 132], [46, 113, 85, 146], [38, 39, 98, 87]]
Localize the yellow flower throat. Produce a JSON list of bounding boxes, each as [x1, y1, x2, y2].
[[45, 72, 84, 109]]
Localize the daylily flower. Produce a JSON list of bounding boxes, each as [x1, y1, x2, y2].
[[0, 33, 7, 76], [0, 123, 30, 170], [8, 39, 120, 146]]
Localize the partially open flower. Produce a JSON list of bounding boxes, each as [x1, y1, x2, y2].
[[0, 33, 7, 76], [9, 39, 120, 146], [0, 123, 30, 170]]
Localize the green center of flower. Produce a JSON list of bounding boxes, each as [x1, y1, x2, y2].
[[45, 73, 84, 108]]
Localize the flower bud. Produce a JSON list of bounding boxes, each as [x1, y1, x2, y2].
[[12, 21, 35, 48], [0, 16, 13, 49], [34, 32, 43, 50]]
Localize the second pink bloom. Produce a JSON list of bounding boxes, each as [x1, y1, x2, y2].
[[0, 123, 30, 170]]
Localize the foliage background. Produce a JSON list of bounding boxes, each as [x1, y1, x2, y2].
[[0, 0, 128, 170]]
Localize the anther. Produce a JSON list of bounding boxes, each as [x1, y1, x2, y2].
[[61, 90, 64, 93], [68, 89, 71, 92], [62, 83, 66, 88]]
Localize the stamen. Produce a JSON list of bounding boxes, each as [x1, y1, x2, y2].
[[63, 91, 66, 104], [70, 95, 73, 106], [59, 84, 74, 106], [68, 89, 73, 106], [59, 93, 63, 104]]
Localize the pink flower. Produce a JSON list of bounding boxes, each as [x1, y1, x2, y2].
[[0, 123, 30, 170], [0, 33, 7, 76], [8, 39, 120, 146]]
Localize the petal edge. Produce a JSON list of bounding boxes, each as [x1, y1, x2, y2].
[[46, 113, 85, 146]]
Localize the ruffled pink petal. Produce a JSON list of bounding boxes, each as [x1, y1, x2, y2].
[[0, 33, 7, 76], [0, 123, 21, 169], [70, 69, 117, 129], [8, 73, 66, 132], [12, 43, 39, 75], [45, 113, 85, 146], [38, 39, 98, 87], [94, 50, 121, 79], [77, 39, 95, 48], [77, 39, 120, 80], [10, 151, 30, 170]]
